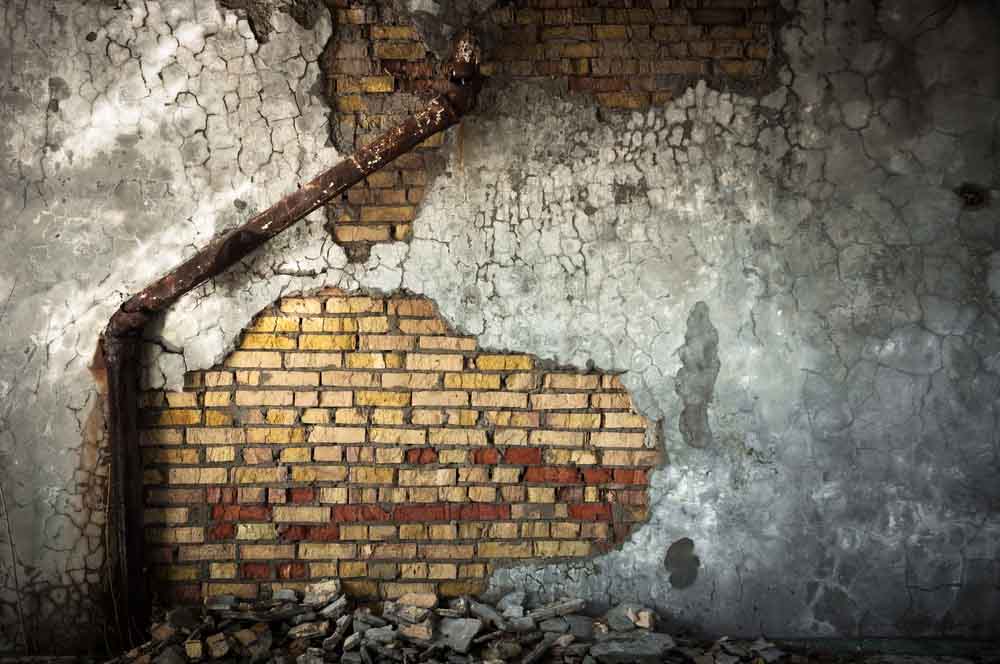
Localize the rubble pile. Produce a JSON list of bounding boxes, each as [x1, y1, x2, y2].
[[108, 581, 788, 664]]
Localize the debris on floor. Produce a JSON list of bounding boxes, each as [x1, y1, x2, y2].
[[104, 580, 797, 664]]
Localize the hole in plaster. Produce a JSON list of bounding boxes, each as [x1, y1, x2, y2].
[[954, 183, 989, 210], [664, 537, 700, 589]]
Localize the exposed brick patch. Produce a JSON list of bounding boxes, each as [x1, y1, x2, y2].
[[319, 0, 780, 258], [141, 289, 660, 602]]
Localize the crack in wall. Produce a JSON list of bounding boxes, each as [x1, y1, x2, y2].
[[675, 301, 720, 449]]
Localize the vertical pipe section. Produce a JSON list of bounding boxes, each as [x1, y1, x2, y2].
[[102, 34, 481, 646]]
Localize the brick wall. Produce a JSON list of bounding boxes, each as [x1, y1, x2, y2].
[[141, 290, 659, 604], [321, 0, 780, 257]]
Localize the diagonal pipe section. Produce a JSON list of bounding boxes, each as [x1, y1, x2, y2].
[[101, 32, 482, 646]]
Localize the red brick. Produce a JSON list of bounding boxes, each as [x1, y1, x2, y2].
[[334, 505, 392, 522], [242, 562, 271, 579], [503, 447, 542, 465], [406, 448, 438, 464], [208, 523, 235, 540], [557, 487, 585, 502], [290, 488, 316, 503], [167, 584, 202, 604], [278, 525, 308, 542], [207, 487, 235, 504], [307, 525, 341, 541], [613, 469, 648, 484], [277, 562, 308, 579], [524, 466, 581, 484], [582, 468, 612, 483], [471, 448, 501, 465], [394, 504, 450, 522], [568, 503, 612, 521], [455, 504, 510, 521], [212, 505, 271, 521]]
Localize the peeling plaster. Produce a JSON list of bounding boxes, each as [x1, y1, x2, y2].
[[2, 0, 1000, 651]]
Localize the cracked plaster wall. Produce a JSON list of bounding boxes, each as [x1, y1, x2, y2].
[[1, 0, 1000, 651]]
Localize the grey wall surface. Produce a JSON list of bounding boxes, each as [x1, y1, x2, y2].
[[1, 0, 999, 652]]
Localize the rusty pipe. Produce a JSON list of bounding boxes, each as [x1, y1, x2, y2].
[[102, 33, 481, 646]]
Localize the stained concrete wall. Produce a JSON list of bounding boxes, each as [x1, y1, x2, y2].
[[1, 0, 999, 652]]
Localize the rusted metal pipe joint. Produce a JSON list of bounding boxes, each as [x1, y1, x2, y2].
[[101, 32, 482, 646]]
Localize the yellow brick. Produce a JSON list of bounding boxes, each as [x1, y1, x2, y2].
[[285, 352, 343, 368], [313, 446, 343, 462], [428, 524, 457, 540], [371, 25, 419, 39], [443, 373, 499, 390], [233, 467, 287, 483], [262, 371, 320, 387], [292, 466, 348, 482], [203, 411, 233, 426], [335, 408, 367, 424], [428, 563, 458, 579], [406, 487, 437, 502], [204, 391, 231, 407], [389, 298, 436, 317], [375, 447, 405, 464], [370, 427, 426, 445], [585, 486, 600, 502], [319, 487, 349, 503], [146, 527, 204, 544], [468, 486, 497, 502], [356, 390, 410, 407], [154, 409, 201, 426], [226, 351, 282, 368], [302, 317, 358, 333], [299, 543, 358, 559], [529, 430, 585, 447], [491, 467, 522, 483], [235, 390, 294, 406], [246, 427, 305, 444], [357, 316, 390, 333], [362, 543, 417, 560], [471, 392, 527, 409], [399, 468, 456, 486], [140, 429, 183, 445], [350, 466, 395, 483], [400, 524, 427, 539], [206, 446, 235, 463], [535, 541, 591, 557], [551, 522, 581, 538], [544, 449, 597, 465], [210, 562, 238, 579], [177, 544, 236, 561], [402, 562, 429, 579], [446, 409, 479, 426], [322, 370, 378, 387], [280, 297, 323, 314], [405, 354, 464, 371], [476, 354, 533, 371], [309, 426, 365, 443], [143, 507, 190, 524], [381, 487, 409, 503], [241, 333, 296, 350], [481, 523, 514, 540], [546, 413, 601, 428], [411, 390, 468, 407], [168, 468, 227, 484], [591, 393, 632, 409], [478, 542, 533, 558], [265, 409, 297, 425], [398, 318, 447, 335], [369, 525, 396, 541], [590, 431, 646, 448], [438, 449, 468, 464], [603, 412, 648, 428], [326, 296, 384, 314], [419, 336, 476, 351], [521, 522, 549, 538], [420, 544, 473, 559], [296, 392, 319, 408], [531, 393, 589, 410], [494, 429, 529, 445], [299, 335, 356, 351], [241, 544, 295, 559], [505, 373, 537, 390], [273, 506, 330, 523], [341, 525, 369, 540], [236, 370, 261, 384], [250, 315, 300, 333], [204, 371, 234, 387], [237, 523, 278, 540], [302, 408, 329, 424], [338, 561, 367, 577], [527, 487, 555, 502], [278, 447, 311, 462], [346, 353, 393, 369], [164, 392, 198, 408], [486, 411, 539, 427], [601, 449, 660, 466], [544, 374, 600, 390], [429, 428, 487, 446], [458, 467, 489, 483], [381, 372, 439, 389], [439, 486, 468, 502], [319, 391, 353, 407]]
